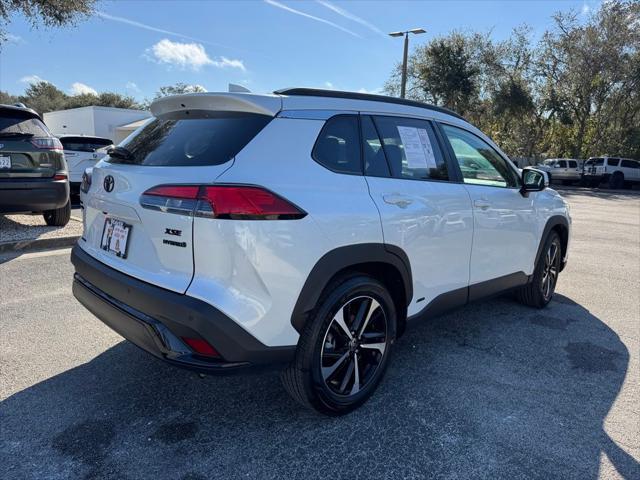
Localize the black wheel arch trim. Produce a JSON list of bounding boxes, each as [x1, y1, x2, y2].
[[535, 215, 569, 272], [291, 243, 413, 333]]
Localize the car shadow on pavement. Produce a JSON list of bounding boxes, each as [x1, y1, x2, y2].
[[1, 295, 637, 479]]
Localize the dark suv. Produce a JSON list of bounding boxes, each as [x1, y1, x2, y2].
[[0, 104, 70, 226]]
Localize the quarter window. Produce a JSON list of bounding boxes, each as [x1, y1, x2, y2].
[[621, 159, 639, 169], [312, 115, 361, 174], [371, 116, 448, 181], [441, 124, 519, 188]]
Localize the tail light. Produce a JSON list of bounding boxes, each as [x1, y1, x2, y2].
[[80, 168, 92, 193], [53, 173, 67, 181], [181, 337, 220, 358], [140, 184, 306, 220], [31, 137, 63, 150]]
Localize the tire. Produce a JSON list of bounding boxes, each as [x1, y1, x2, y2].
[[608, 172, 624, 189], [281, 274, 397, 415], [516, 231, 562, 308], [43, 200, 71, 227]]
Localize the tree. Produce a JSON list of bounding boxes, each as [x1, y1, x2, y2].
[[383, 0, 640, 161], [539, 0, 640, 158], [17, 81, 67, 114], [0, 0, 96, 44], [154, 83, 207, 99]]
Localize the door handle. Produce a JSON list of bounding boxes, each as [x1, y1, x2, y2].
[[474, 199, 491, 210], [383, 194, 413, 208]]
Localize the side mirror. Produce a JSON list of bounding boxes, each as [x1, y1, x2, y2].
[[520, 167, 548, 196]]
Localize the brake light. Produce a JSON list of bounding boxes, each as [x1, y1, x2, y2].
[[181, 337, 220, 358], [31, 137, 63, 150], [53, 173, 67, 181], [140, 184, 306, 220]]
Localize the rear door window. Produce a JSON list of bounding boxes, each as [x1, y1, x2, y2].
[[372, 116, 448, 181], [108, 113, 272, 166], [607, 158, 620, 167], [568, 160, 578, 168], [312, 115, 361, 174]]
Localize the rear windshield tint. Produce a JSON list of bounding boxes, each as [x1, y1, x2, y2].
[[108, 113, 272, 166], [0, 111, 50, 136]]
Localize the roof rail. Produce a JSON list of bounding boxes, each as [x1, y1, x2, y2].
[[274, 88, 465, 121]]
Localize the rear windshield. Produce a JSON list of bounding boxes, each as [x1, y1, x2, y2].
[[61, 137, 113, 152], [108, 113, 272, 166], [0, 110, 50, 136]]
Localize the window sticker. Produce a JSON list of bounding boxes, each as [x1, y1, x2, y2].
[[397, 126, 437, 169]]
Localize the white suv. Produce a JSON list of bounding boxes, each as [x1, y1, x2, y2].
[[582, 156, 640, 189], [59, 135, 113, 194], [72, 89, 571, 414]]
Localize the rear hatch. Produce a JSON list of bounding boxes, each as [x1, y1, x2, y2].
[[80, 93, 281, 293], [0, 106, 62, 178], [60, 136, 114, 183]]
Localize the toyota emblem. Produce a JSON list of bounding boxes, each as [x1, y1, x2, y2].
[[103, 175, 115, 192]]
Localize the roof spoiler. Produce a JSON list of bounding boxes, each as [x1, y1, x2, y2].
[[150, 93, 282, 118]]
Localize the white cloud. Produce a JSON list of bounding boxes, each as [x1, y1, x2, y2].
[[213, 57, 246, 71], [146, 39, 245, 71], [70, 82, 98, 96], [316, 0, 384, 35], [147, 39, 213, 70], [264, 0, 360, 38], [125, 81, 140, 92], [358, 87, 383, 94], [20, 75, 48, 85], [5, 33, 23, 44]]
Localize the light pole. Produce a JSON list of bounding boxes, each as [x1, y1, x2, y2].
[[389, 28, 426, 99]]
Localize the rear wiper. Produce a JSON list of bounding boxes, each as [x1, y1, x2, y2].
[[0, 132, 35, 138], [107, 146, 135, 162]]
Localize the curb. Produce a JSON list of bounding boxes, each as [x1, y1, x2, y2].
[[0, 235, 80, 254]]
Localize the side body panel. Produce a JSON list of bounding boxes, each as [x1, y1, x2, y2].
[[366, 176, 474, 316], [187, 117, 383, 346]]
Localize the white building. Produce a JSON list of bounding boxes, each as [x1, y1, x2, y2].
[[44, 106, 151, 144]]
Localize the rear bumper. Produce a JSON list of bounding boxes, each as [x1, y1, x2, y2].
[[0, 178, 69, 213], [71, 245, 295, 374]]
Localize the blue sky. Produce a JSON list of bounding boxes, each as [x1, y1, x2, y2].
[[1, 0, 598, 101]]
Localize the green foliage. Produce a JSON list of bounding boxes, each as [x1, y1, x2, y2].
[[0, 81, 142, 115], [385, 0, 640, 160], [0, 0, 96, 44], [153, 83, 207, 99]]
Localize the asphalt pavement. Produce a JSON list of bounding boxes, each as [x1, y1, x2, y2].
[[1, 189, 638, 480]]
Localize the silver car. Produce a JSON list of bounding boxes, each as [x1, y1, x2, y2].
[[537, 158, 582, 185]]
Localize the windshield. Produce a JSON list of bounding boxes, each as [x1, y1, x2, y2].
[[108, 113, 272, 166], [0, 112, 50, 136], [543, 159, 556, 165], [61, 137, 113, 152]]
